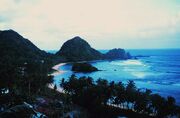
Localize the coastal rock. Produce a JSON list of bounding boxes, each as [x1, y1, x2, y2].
[[104, 48, 131, 59], [56, 36, 103, 61], [72, 63, 98, 72]]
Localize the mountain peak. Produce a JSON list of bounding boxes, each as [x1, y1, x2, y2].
[[0, 29, 23, 41], [56, 37, 103, 61], [0, 29, 47, 59], [69, 36, 88, 44], [72, 36, 82, 40], [0, 29, 18, 34]]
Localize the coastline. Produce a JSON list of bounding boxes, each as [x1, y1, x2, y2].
[[48, 83, 64, 93], [48, 63, 67, 93], [48, 61, 98, 93], [51, 63, 67, 76]]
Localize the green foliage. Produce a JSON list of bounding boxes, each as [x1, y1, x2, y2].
[[0, 30, 56, 107], [0, 58, 53, 107], [114, 82, 126, 108], [61, 75, 179, 118]]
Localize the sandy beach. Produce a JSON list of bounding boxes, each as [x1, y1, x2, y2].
[[51, 63, 67, 76], [48, 83, 64, 93], [48, 63, 67, 93]]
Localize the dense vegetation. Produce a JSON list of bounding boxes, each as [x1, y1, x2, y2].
[[0, 30, 55, 102], [0, 58, 53, 105], [61, 75, 180, 118], [0, 30, 57, 117], [72, 63, 98, 72]]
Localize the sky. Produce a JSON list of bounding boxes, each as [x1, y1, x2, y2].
[[0, 0, 180, 50]]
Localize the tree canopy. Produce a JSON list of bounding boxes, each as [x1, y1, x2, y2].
[[61, 75, 179, 118]]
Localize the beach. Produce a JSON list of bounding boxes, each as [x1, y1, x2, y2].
[[51, 63, 67, 76], [48, 63, 67, 93]]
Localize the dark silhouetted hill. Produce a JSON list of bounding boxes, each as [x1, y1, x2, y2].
[[0, 29, 49, 60], [104, 48, 132, 59], [56, 36, 103, 61], [72, 63, 98, 72], [0, 29, 131, 62]]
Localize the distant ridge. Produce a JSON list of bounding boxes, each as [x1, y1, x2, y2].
[[0, 29, 131, 62]]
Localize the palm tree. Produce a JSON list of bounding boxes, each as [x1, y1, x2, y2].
[[114, 82, 126, 109], [150, 94, 166, 117], [165, 96, 176, 116], [96, 78, 109, 105], [134, 89, 152, 114], [126, 80, 137, 109]]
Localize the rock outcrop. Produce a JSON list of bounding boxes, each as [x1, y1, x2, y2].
[[72, 63, 98, 72], [104, 48, 131, 60]]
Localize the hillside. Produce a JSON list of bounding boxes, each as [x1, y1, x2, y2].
[[56, 36, 103, 61], [0, 30, 49, 60]]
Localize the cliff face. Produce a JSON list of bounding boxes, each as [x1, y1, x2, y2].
[[56, 36, 103, 61], [104, 48, 131, 60], [0, 29, 48, 60]]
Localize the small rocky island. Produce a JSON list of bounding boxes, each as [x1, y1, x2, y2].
[[104, 48, 131, 60], [72, 63, 98, 72]]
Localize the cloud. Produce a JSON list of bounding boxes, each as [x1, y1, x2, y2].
[[0, 0, 180, 49]]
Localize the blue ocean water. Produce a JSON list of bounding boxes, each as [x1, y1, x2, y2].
[[46, 50, 57, 54], [52, 49, 180, 105]]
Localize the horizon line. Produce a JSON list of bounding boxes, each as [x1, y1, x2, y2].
[[45, 48, 180, 51]]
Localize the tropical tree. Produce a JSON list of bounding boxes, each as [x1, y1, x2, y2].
[[134, 89, 152, 114], [165, 96, 176, 116], [126, 80, 137, 109], [96, 78, 109, 105], [114, 82, 126, 108], [151, 94, 167, 117], [60, 75, 179, 117]]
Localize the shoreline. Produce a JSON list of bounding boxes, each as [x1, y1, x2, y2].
[[48, 83, 64, 93], [49, 60, 180, 105], [51, 63, 67, 76], [48, 60, 107, 93], [48, 63, 67, 93], [49, 61, 99, 93]]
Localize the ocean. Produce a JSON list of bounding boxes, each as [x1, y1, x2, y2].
[[49, 49, 180, 105]]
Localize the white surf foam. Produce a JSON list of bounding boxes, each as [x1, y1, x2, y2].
[[111, 60, 146, 66]]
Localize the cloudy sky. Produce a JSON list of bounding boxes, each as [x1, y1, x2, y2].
[[0, 0, 180, 50]]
